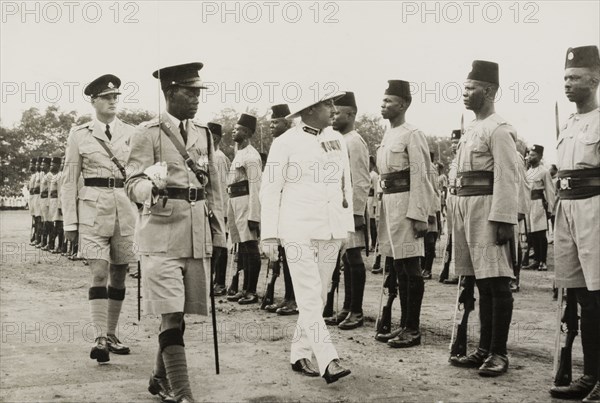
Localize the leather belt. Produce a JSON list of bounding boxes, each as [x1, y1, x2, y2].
[[557, 168, 600, 200], [84, 177, 124, 188], [31, 187, 40, 195], [40, 190, 48, 199], [380, 170, 410, 194], [227, 180, 249, 198], [167, 187, 205, 203], [456, 171, 494, 197], [50, 190, 58, 198], [531, 189, 545, 200]]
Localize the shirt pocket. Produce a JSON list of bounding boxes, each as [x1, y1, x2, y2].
[[78, 186, 101, 226], [471, 133, 489, 153], [387, 141, 407, 170], [578, 126, 600, 145]]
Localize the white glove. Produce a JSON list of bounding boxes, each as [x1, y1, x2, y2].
[[144, 162, 168, 190], [261, 238, 280, 262]]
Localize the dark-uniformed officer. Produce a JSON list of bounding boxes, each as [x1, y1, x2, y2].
[[449, 61, 518, 377], [62, 74, 137, 363], [331, 92, 371, 330], [550, 45, 600, 402], [376, 80, 435, 348], [125, 62, 226, 403], [225, 113, 263, 305]]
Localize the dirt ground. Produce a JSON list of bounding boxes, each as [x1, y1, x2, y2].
[[0, 210, 582, 402]]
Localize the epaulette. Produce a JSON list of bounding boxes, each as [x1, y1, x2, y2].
[[139, 118, 160, 128], [192, 120, 208, 130], [72, 121, 93, 132]]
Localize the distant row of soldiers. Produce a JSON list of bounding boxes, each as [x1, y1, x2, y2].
[[0, 195, 27, 209]]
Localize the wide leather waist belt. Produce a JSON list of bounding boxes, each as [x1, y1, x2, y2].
[[557, 168, 600, 200], [531, 189, 545, 200], [84, 177, 124, 188], [227, 180, 249, 198], [380, 170, 410, 194], [456, 171, 494, 197], [50, 190, 58, 198], [40, 190, 48, 198], [167, 187, 205, 202], [31, 187, 40, 195]]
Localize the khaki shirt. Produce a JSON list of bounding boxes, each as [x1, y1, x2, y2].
[[227, 144, 262, 223], [343, 130, 371, 216], [214, 148, 231, 219], [556, 108, 600, 170]]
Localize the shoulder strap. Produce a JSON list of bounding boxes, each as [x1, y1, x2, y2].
[[159, 121, 209, 185], [92, 137, 127, 179]]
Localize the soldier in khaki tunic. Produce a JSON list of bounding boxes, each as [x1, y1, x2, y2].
[[225, 113, 263, 305], [46, 156, 62, 252], [207, 122, 231, 296], [522, 144, 555, 271], [376, 80, 435, 348], [27, 158, 38, 245], [125, 62, 226, 403], [448, 61, 518, 377], [52, 157, 65, 254], [39, 157, 51, 249], [62, 74, 137, 363], [330, 92, 371, 329], [550, 45, 600, 402], [422, 151, 441, 280]]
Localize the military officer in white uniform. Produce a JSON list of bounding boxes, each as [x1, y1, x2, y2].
[[376, 80, 435, 349], [62, 74, 137, 363], [125, 62, 226, 403], [260, 91, 353, 384], [550, 45, 600, 403], [449, 61, 518, 377]]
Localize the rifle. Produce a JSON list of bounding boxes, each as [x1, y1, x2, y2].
[[375, 257, 397, 335], [554, 289, 579, 386], [261, 250, 282, 309], [450, 276, 476, 357], [322, 252, 342, 318]]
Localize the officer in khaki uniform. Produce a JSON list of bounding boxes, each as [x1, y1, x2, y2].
[[449, 60, 518, 377], [330, 92, 371, 330], [376, 80, 435, 348], [522, 144, 555, 271], [225, 113, 263, 305], [62, 74, 137, 363], [125, 62, 226, 403], [550, 45, 600, 403]]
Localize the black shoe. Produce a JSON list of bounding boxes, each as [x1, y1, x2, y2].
[[449, 348, 488, 368], [478, 353, 508, 377], [129, 271, 140, 279], [522, 260, 539, 270], [227, 290, 245, 302], [510, 279, 520, 293], [444, 277, 459, 285], [371, 265, 383, 274], [538, 262, 548, 271], [325, 310, 349, 326], [550, 375, 597, 399], [338, 312, 364, 330], [375, 327, 403, 343], [387, 329, 421, 348], [148, 373, 176, 403], [213, 284, 227, 296], [238, 293, 258, 305], [90, 336, 110, 363], [583, 381, 600, 402], [106, 334, 130, 355], [322, 359, 351, 384], [277, 301, 298, 316], [265, 299, 287, 313], [422, 270, 432, 280], [291, 358, 319, 377]]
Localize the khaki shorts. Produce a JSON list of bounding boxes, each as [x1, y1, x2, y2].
[[554, 196, 600, 291], [79, 218, 135, 265], [141, 255, 211, 316]]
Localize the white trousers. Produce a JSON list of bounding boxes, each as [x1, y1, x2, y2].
[[281, 238, 341, 376]]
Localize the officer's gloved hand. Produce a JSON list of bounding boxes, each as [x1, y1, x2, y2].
[[144, 162, 168, 190], [261, 238, 279, 262], [493, 221, 514, 245], [411, 219, 428, 238]]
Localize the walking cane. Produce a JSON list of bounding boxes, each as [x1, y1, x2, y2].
[[210, 255, 220, 375]]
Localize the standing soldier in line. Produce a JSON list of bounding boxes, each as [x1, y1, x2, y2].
[[377, 80, 435, 348], [27, 157, 38, 245], [46, 156, 62, 252], [422, 151, 441, 280], [33, 157, 44, 246], [62, 74, 137, 363], [52, 157, 66, 254], [260, 91, 353, 383], [225, 113, 263, 305], [330, 92, 371, 330], [39, 156, 51, 249], [522, 145, 555, 271], [549, 45, 600, 402], [437, 162, 448, 234], [126, 62, 226, 403], [512, 143, 531, 293], [448, 60, 518, 377], [208, 122, 231, 297], [263, 104, 298, 315], [370, 156, 384, 273]]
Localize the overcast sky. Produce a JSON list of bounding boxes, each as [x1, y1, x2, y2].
[[1, 0, 599, 163]]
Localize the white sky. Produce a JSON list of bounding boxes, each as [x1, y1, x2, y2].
[[1, 0, 599, 164]]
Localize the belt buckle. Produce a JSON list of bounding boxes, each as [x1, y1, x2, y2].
[[559, 177, 572, 190], [107, 177, 115, 188], [380, 180, 388, 190], [456, 176, 463, 189], [188, 187, 198, 203], [227, 186, 232, 195]]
